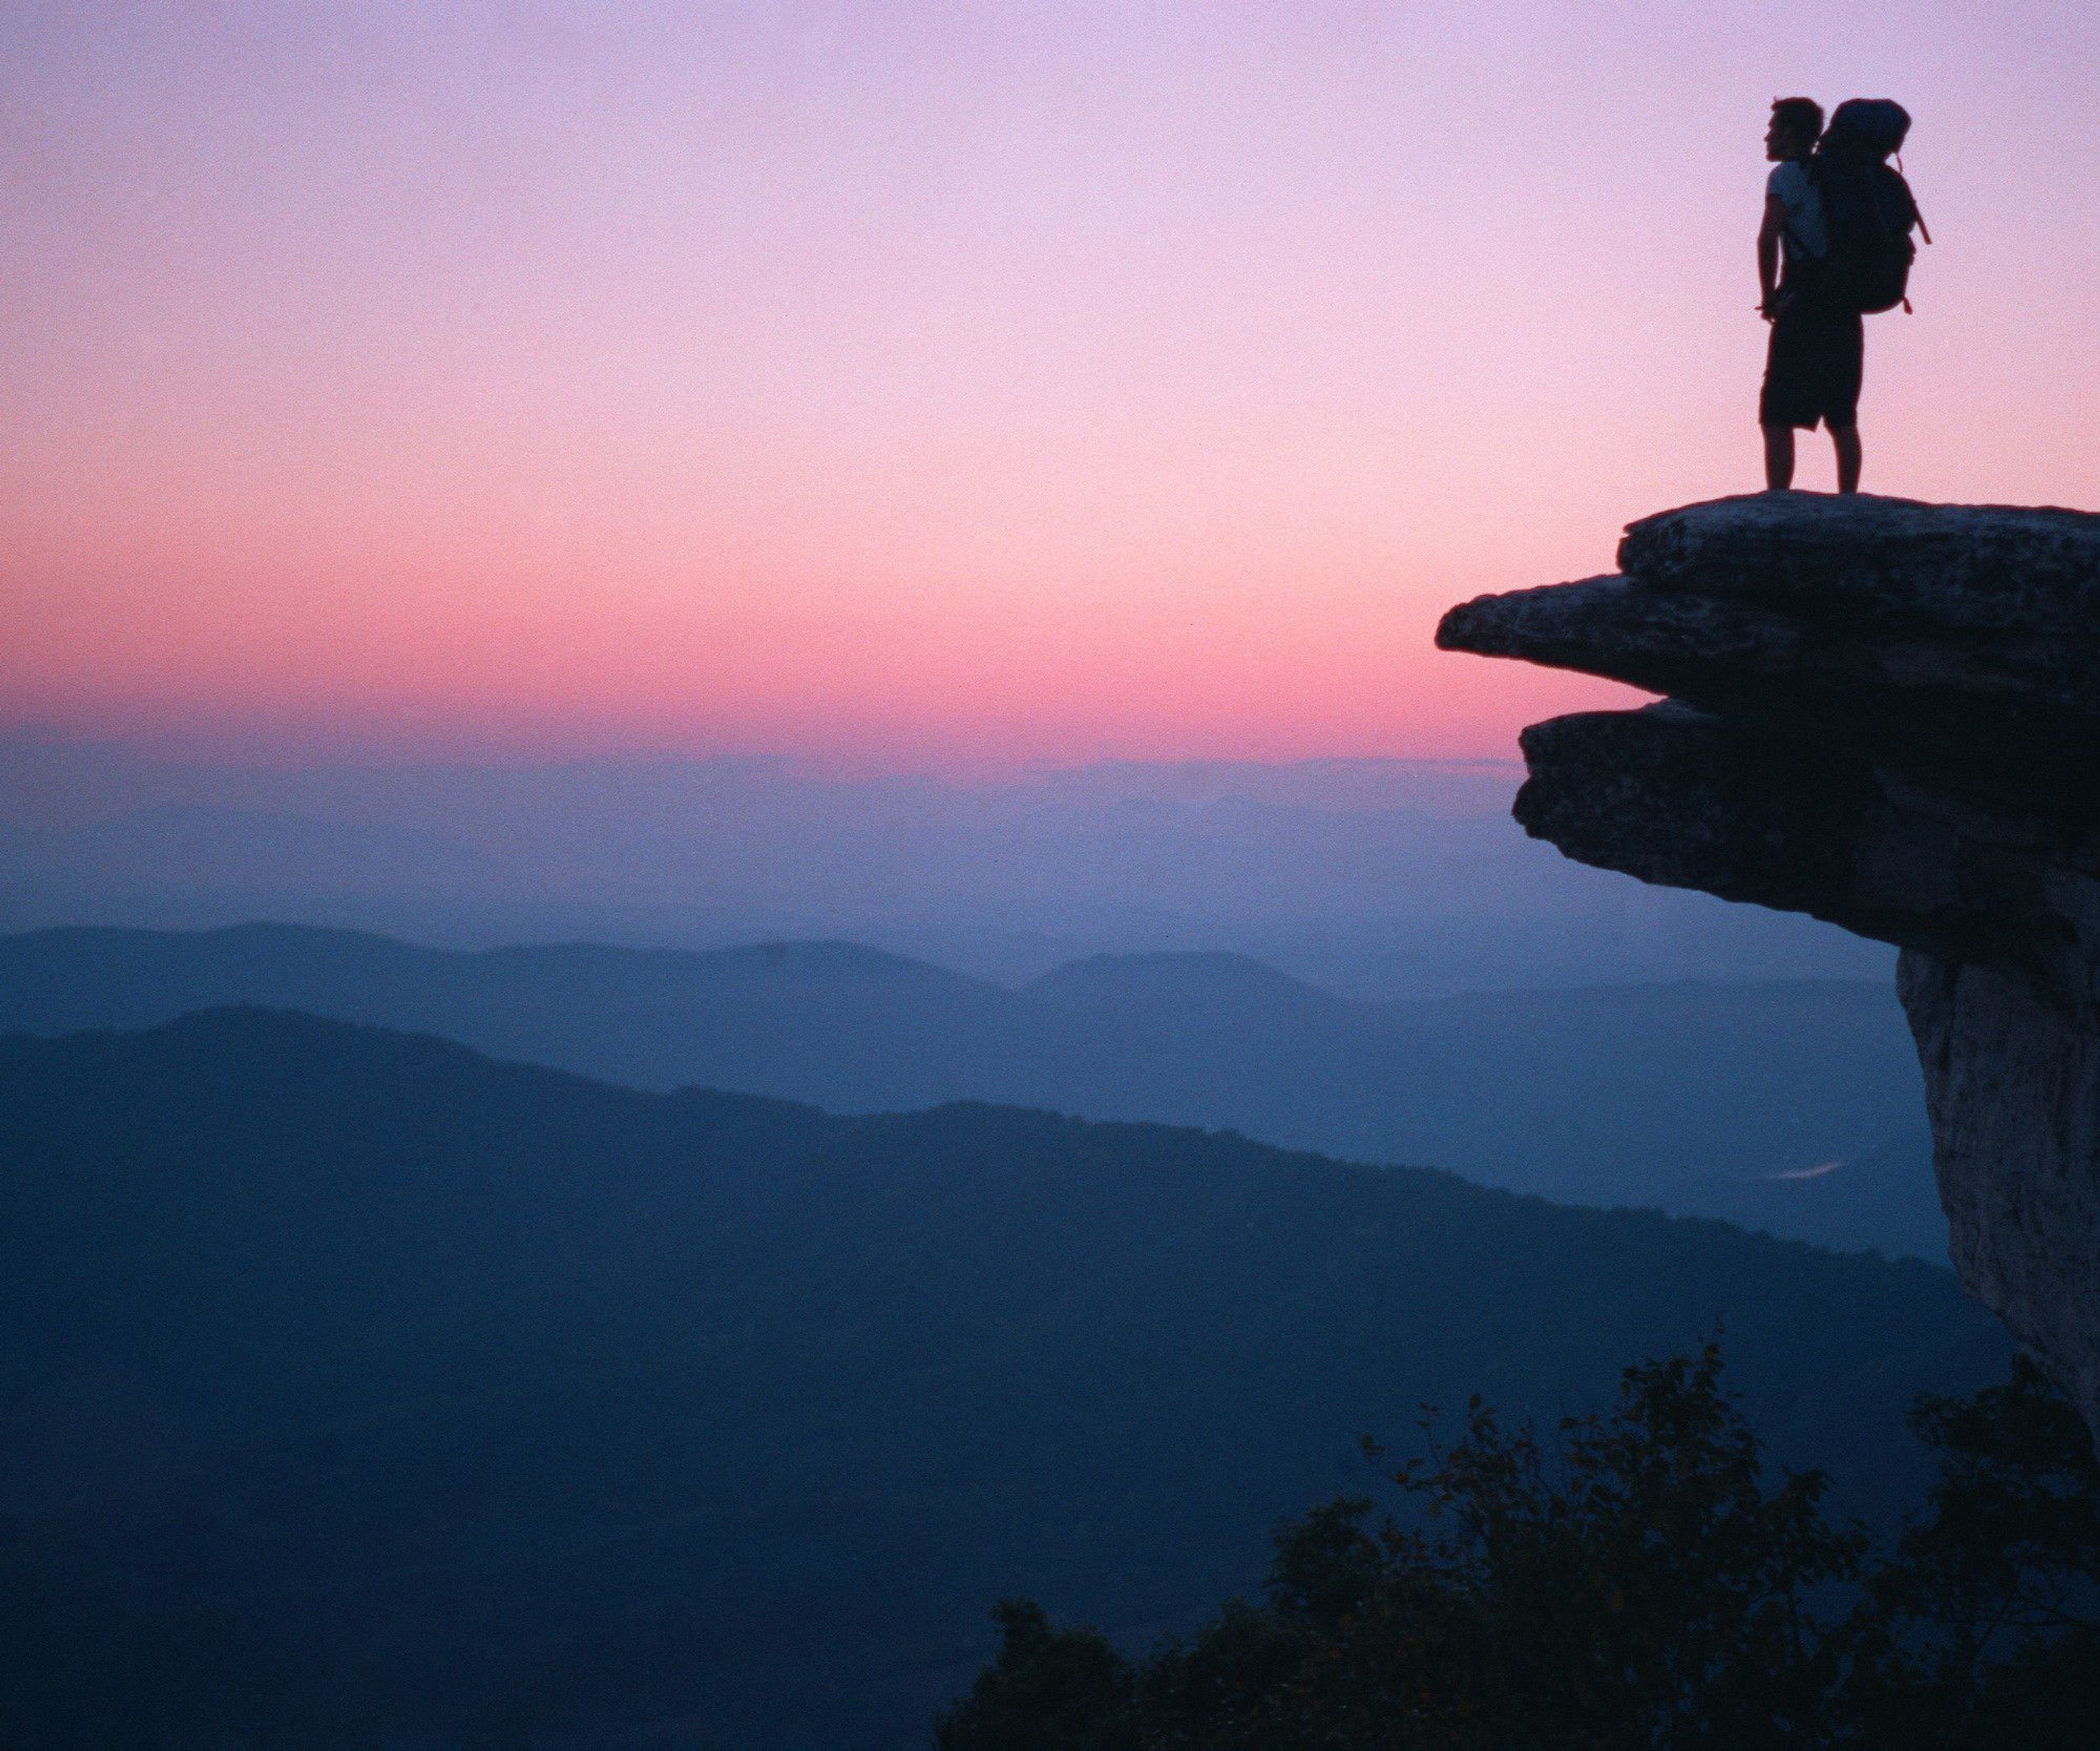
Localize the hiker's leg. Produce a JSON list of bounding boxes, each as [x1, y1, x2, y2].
[[1831, 424, 1861, 495], [1763, 424, 1795, 491]]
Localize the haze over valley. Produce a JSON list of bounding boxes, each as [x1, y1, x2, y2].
[[0, 743, 1967, 1748], [0, 735, 1891, 997]]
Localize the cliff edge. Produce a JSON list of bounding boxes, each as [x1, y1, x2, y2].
[[1438, 492, 2100, 1442]]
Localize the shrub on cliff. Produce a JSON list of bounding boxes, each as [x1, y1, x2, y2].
[[1848, 1356, 2100, 1747]]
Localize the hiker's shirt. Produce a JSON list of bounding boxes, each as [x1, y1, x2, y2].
[[1766, 159, 1828, 281]]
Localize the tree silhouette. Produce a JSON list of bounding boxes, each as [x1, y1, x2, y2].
[[939, 1348, 2100, 1749]]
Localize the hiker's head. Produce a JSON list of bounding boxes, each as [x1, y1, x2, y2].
[[1765, 97, 1823, 161]]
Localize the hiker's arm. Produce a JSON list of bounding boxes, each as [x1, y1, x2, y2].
[[1757, 195, 1787, 315]]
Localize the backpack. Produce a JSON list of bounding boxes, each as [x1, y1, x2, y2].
[[1811, 99, 1928, 314]]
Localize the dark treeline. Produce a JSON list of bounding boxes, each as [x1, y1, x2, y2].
[[941, 1349, 2100, 1750]]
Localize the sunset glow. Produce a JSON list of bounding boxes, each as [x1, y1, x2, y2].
[[7, 3, 2098, 769]]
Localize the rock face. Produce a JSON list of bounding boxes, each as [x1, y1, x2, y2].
[[1438, 491, 2100, 1442]]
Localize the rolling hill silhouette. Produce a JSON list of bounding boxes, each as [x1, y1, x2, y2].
[[0, 1008, 2004, 1747], [0, 922, 1942, 1255]]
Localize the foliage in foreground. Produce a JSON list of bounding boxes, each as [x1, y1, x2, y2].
[[937, 1347, 2100, 1750]]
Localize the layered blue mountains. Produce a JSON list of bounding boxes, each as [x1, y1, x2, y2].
[[0, 751, 1969, 1746], [0, 921, 1942, 1259]]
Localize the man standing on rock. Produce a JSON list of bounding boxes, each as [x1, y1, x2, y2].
[[1758, 97, 1863, 494]]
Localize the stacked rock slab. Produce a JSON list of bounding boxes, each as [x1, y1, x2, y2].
[[1437, 492, 2100, 1445]]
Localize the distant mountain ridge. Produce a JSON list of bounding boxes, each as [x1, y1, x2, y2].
[[0, 1007, 2008, 1748], [0, 921, 1944, 1257]]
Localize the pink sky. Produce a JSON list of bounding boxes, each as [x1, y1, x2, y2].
[[5, 3, 2098, 770]]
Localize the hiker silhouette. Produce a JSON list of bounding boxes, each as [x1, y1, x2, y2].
[[1757, 97, 1924, 495]]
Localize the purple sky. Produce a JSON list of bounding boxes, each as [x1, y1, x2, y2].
[[5, 2, 2097, 768]]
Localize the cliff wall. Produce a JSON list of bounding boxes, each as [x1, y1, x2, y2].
[[1438, 493, 2100, 1441]]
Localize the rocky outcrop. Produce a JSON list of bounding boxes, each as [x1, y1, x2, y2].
[[1438, 492, 2100, 1442]]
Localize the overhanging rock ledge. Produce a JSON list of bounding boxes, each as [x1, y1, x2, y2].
[[1437, 491, 2100, 1443]]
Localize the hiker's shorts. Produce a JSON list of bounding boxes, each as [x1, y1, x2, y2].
[[1760, 300, 1864, 431]]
